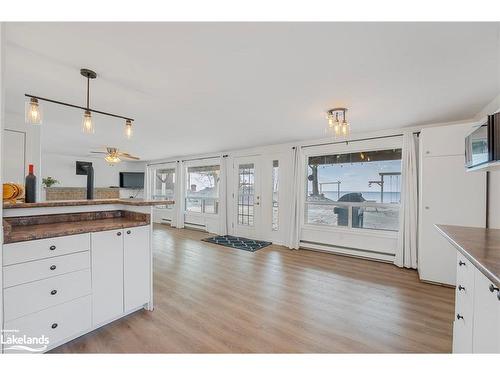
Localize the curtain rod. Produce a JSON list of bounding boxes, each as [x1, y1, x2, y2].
[[298, 132, 420, 150], [147, 155, 222, 166]]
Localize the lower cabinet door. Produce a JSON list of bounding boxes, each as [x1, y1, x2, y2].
[[91, 229, 124, 326], [123, 225, 150, 311], [4, 295, 91, 353], [472, 269, 500, 353]]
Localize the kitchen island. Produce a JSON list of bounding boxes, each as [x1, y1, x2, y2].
[[1, 199, 173, 353], [436, 224, 500, 353]]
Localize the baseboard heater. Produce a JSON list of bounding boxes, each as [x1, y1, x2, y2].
[[184, 222, 207, 232], [300, 240, 395, 262], [161, 218, 172, 223]]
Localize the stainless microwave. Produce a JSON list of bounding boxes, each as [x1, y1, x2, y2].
[[465, 112, 500, 169]]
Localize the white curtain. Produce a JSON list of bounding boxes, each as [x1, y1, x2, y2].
[[218, 155, 229, 235], [395, 132, 419, 268], [287, 146, 304, 249], [174, 160, 185, 229]]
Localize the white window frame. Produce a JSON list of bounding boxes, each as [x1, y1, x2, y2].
[[148, 162, 176, 209], [301, 136, 403, 239], [184, 159, 221, 217]]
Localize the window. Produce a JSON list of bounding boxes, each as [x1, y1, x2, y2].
[[186, 165, 220, 214], [305, 149, 402, 232], [238, 163, 255, 226], [272, 160, 279, 231], [151, 167, 175, 209]]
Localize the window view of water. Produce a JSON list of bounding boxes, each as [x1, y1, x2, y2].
[[306, 149, 402, 231]]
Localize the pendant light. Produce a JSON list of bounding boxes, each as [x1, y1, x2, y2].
[[82, 110, 94, 134], [24, 68, 134, 138], [125, 119, 133, 139], [326, 107, 350, 139], [25, 97, 42, 124]]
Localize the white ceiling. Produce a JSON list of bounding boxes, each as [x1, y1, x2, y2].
[[4, 22, 500, 161]]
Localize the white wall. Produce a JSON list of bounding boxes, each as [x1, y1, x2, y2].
[[41, 152, 146, 199], [0, 21, 5, 349], [2, 112, 42, 196]]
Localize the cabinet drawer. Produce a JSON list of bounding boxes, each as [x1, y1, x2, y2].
[[3, 251, 90, 288], [3, 233, 91, 266], [3, 269, 91, 322], [3, 295, 91, 353], [456, 253, 475, 287], [453, 313, 473, 353]]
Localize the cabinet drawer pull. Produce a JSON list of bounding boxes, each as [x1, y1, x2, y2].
[[456, 314, 464, 320], [51, 323, 58, 329], [117, 232, 122, 236], [458, 285, 465, 292], [49, 245, 56, 251], [50, 289, 57, 295], [489, 284, 500, 293], [458, 260, 466, 266], [50, 265, 57, 271], [126, 230, 131, 234]]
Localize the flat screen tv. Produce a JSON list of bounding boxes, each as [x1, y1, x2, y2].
[[119, 172, 144, 188]]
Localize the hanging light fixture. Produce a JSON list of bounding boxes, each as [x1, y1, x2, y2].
[[82, 110, 94, 134], [24, 68, 135, 138], [326, 107, 350, 139], [25, 97, 42, 124], [125, 119, 133, 139]]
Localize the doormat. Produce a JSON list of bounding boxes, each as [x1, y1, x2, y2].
[[202, 235, 272, 252]]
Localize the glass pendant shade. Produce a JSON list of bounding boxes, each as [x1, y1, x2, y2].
[[326, 108, 350, 139], [125, 119, 133, 139], [25, 97, 42, 124], [82, 110, 95, 134], [104, 155, 120, 164]]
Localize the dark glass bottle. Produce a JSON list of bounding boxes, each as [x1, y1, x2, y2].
[[25, 164, 36, 203]]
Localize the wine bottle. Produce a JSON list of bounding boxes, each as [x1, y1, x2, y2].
[[25, 164, 36, 203]]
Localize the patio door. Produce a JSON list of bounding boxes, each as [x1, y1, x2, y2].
[[233, 156, 261, 239]]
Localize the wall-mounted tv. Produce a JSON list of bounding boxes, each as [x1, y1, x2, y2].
[[119, 172, 144, 188]]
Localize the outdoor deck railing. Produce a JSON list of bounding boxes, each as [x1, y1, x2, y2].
[[304, 200, 400, 232]]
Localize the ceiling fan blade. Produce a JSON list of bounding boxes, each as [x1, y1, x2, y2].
[[90, 151, 108, 154], [118, 152, 140, 160]]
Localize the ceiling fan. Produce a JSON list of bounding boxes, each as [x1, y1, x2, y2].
[[90, 147, 140, 164]]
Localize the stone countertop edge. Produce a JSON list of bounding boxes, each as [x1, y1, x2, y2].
[[3, 217, 150, 244], [435, 224, 500, 287], [3, 199, 175, 209]]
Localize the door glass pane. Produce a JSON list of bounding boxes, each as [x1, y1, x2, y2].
[[272, 160, 279, 231], [238, 163, 255, 226], [152, 167, 175, 209]]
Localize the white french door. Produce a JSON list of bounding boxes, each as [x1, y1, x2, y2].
[[233, 156, 262, 239]]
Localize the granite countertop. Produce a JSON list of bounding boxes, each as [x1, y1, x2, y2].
[[3, 198, 174, 209], [436, 224, 500, 286], [3, 210, 150, 244]]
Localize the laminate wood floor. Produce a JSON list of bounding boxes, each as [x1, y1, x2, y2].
[[51, 224, 454, 353]]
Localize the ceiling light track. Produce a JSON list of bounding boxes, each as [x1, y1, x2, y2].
[[23, 93, 134, 122], [25, 68, 134, 139]]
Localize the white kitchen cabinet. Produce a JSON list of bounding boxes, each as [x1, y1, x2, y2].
[[452, 253, 475, 353], [124, 226, 151, 311], [91, 225, 151, 326], [91, 229, 124, 326], [472, 269, 500, 353], [419, 124, 486, 285], [421, 122, 477, 158]]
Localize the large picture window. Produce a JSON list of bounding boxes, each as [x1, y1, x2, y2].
[[305, 149, 402, 232], [186, 164, 220, 214]]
